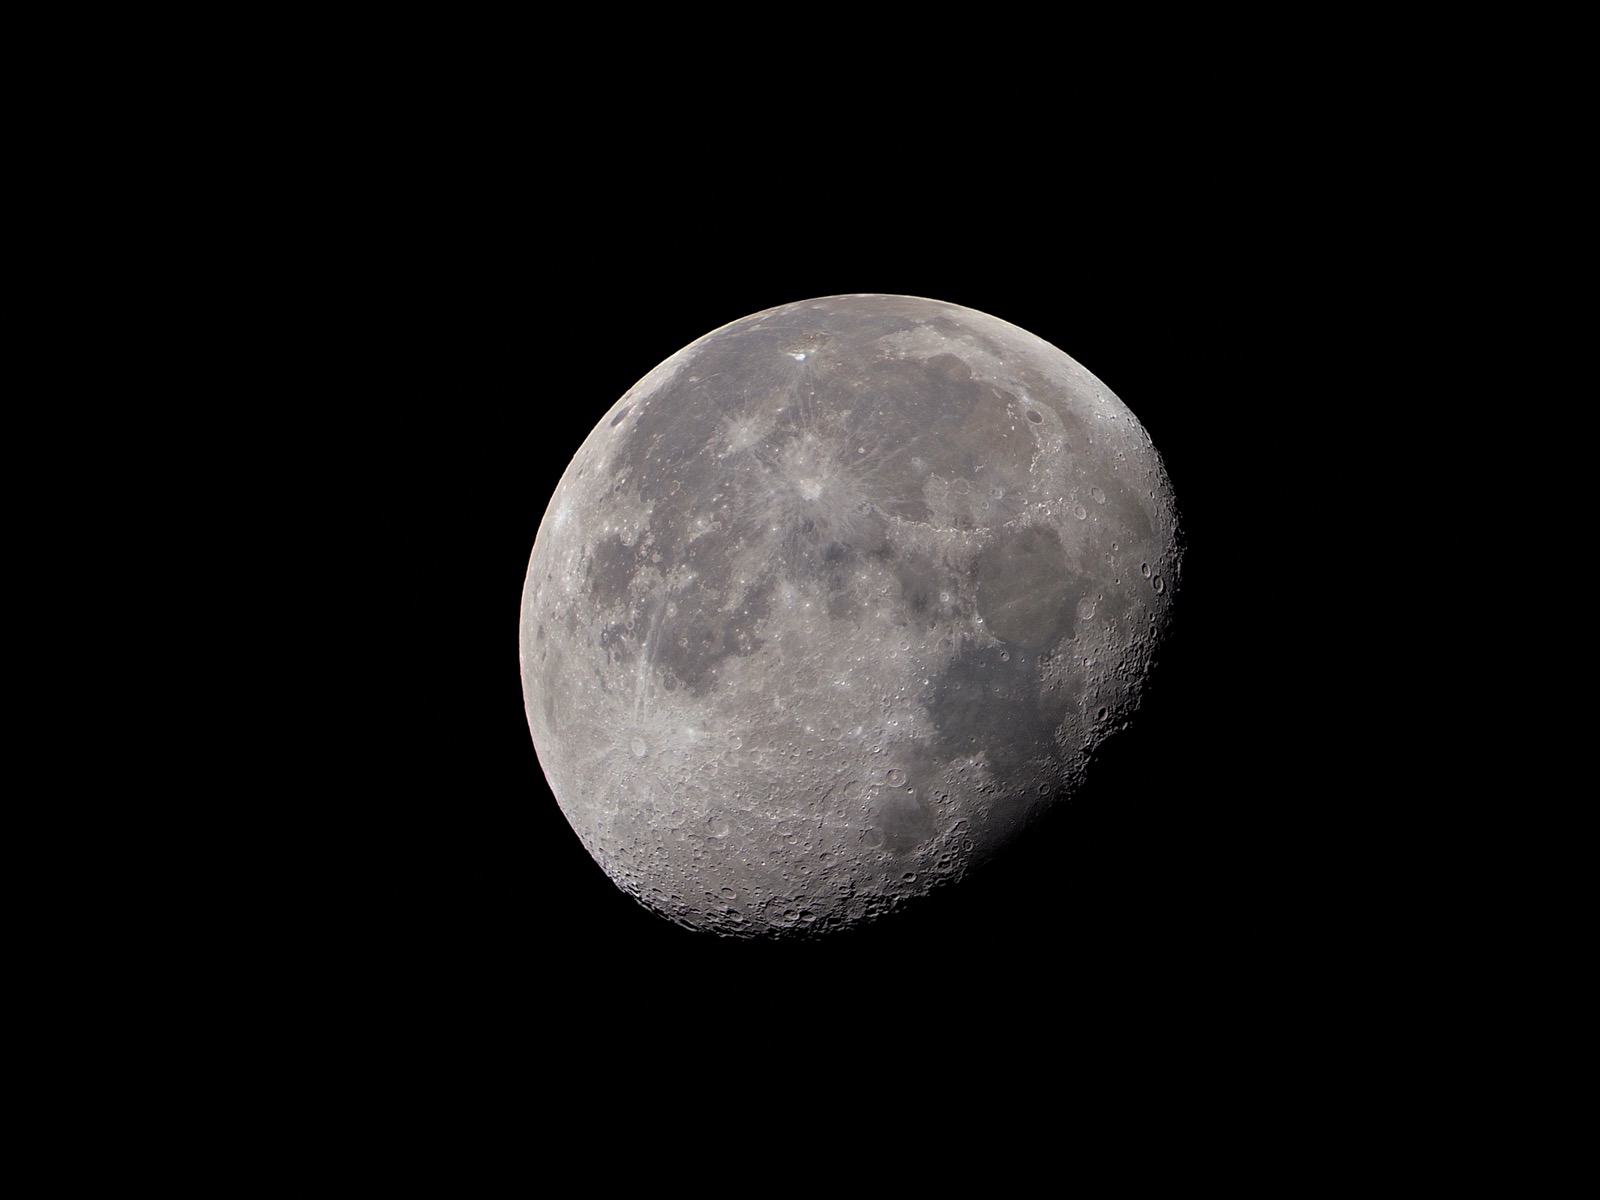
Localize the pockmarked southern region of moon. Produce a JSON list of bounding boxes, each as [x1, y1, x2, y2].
[[520, 294, 1182, 937]]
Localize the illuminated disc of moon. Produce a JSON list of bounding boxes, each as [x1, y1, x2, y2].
[[520, 294, 1182, 937]]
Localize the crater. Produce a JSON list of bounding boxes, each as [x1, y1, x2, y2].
[[585, 535, 637, 608], [876, 790, 935, 854]]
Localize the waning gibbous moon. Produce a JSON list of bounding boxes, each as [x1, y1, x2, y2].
[[520, 294, 1182, 936]]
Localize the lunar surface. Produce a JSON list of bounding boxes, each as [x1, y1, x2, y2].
[[520, 294, 1182, 937]]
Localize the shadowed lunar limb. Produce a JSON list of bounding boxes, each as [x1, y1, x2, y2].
[[521, 294, 1182, 937]]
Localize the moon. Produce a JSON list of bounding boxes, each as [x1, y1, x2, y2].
[[520, 294, 1182, 937]]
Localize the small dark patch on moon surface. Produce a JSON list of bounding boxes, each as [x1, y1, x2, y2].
[[976, 527, 1078, 651], [521, 294, 1183, 938]]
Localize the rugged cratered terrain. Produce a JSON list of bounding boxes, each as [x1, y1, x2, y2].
[[521, 295, 1182, 937]]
